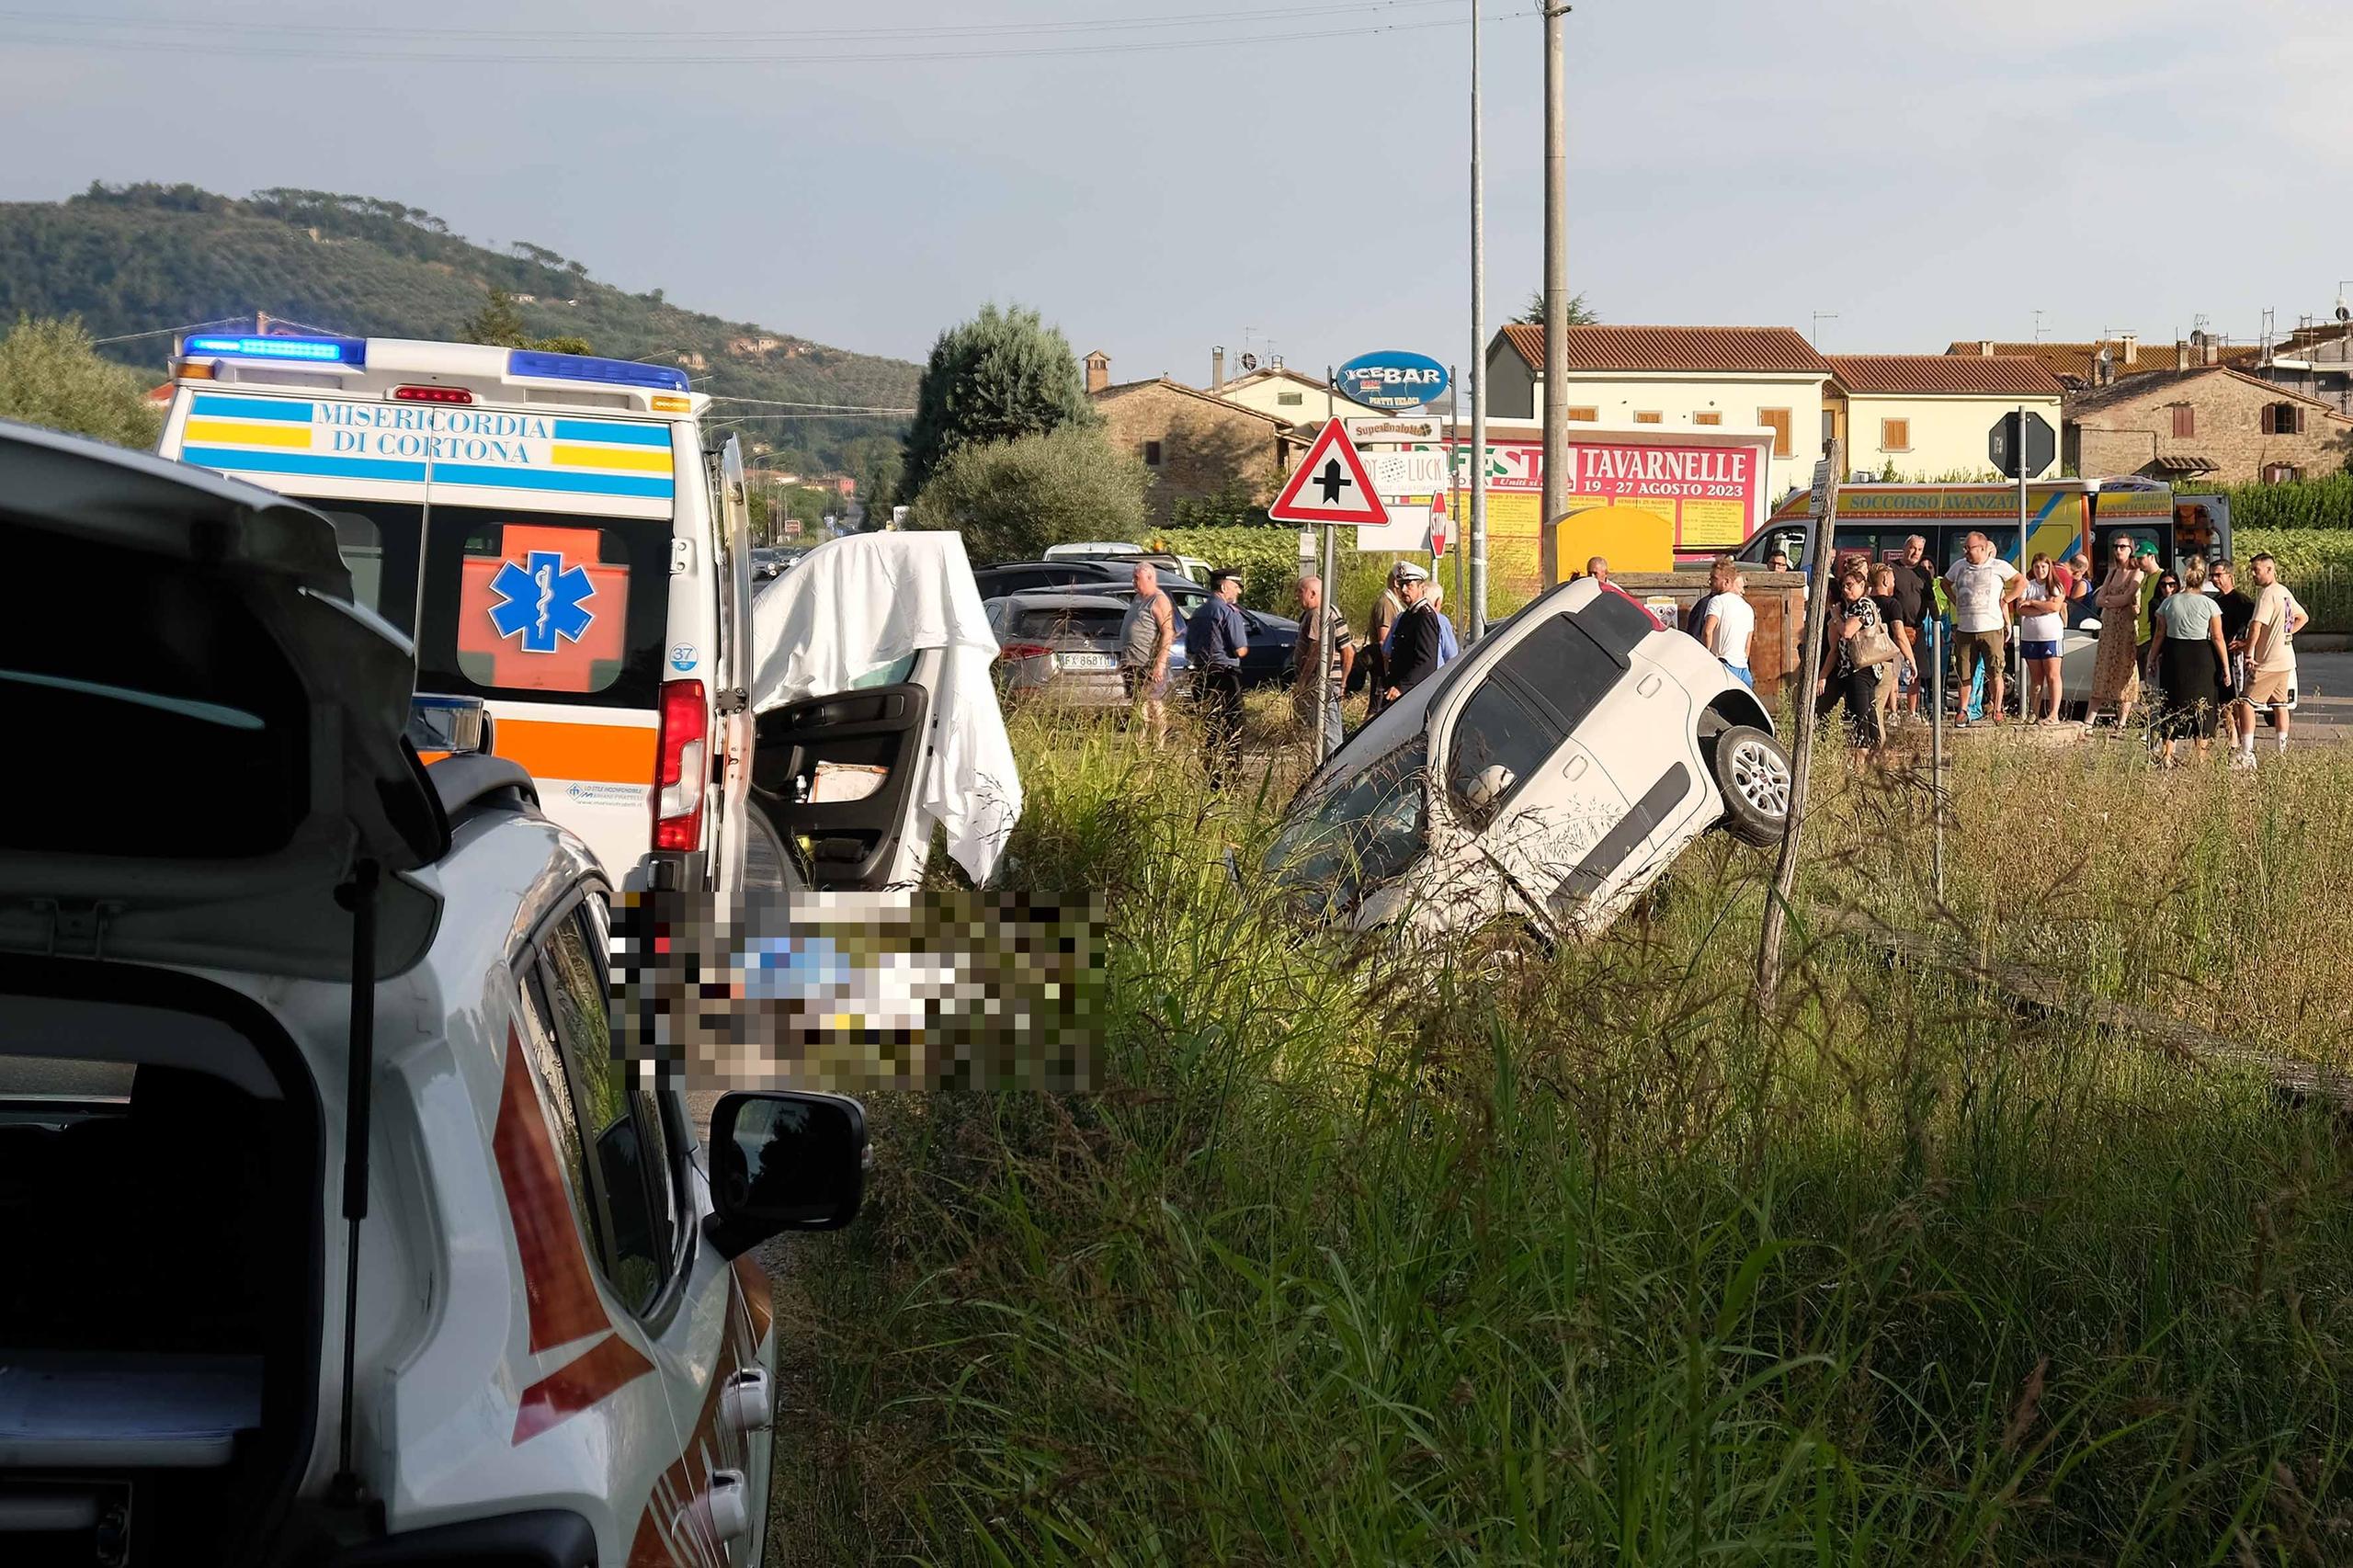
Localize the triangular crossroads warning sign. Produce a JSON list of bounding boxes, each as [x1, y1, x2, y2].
[[1267, 419, 1390, 528]]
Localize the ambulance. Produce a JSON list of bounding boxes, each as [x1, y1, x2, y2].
[[156, 331, 758, 895]]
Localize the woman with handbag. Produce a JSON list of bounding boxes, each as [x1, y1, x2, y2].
[[1817, 558, 1894, 755]]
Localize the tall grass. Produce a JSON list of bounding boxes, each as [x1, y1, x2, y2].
[[764, 712, 2353, 1564]]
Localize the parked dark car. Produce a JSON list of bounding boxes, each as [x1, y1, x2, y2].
[[972, 558, 1207, 600], [1095, 582, 1300, 688]]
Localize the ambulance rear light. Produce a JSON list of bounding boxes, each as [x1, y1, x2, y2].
[[650, 394, 692, 415], [392, 384, 474, 404], [654, 679, 708, 852], [184, 333, 367, 367], [508, 348, 688, 393]]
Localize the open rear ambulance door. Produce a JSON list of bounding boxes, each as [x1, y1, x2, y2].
[[745, 653, 936, 891]]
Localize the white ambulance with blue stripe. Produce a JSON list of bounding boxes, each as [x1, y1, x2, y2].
[[158, 331, 757, 894]]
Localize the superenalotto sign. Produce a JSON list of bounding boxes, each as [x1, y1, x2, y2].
[[1336, 351, 1449, 411]]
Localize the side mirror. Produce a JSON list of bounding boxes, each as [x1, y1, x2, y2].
[[1463, 764, 1517, 813], [703, 1091, 870, 1259], [2081, 618, 2102, 632]]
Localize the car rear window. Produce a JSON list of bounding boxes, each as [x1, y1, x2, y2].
[[1015, 607, 1123, 638], [1493, 612, 1626, 733], [1445, 679, 1563, 828], [301, 499, 671, 710]]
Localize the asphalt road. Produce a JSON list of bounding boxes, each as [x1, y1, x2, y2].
[[2285, 650, 2353, 741]]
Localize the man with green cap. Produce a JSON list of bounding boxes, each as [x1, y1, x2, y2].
[[2132, 540, 2164, 665]]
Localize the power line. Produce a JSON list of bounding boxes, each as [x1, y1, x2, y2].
[[0, 12, 1516, 66], [706, 395, 917, 413], [0, 0, 1461, 44]]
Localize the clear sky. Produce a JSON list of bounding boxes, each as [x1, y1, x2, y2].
[[2, 0, 2346, 381]]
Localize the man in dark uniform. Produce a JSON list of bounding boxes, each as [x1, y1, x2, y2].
[[1381, 562, 1444, 705]]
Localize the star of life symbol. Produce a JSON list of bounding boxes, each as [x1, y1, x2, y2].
[[488, 549, 596, 653]]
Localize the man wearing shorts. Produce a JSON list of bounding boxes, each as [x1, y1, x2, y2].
[[1943, 531, 2019, 726], [1118, 562, 1176, 749], [2211, 560, 2256, 766], [2244, 552, 2310, 761]]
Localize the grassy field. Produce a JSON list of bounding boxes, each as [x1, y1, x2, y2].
[[762, 700, 2353, 1564]]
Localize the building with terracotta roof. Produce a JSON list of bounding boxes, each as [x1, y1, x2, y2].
[[2065, 366, 2352, 485], [1084, 352, 1312, 525], [1487, 324, 1835, 500], [1824, 355, 2064, 480], [1945, 335, 2261, 389]]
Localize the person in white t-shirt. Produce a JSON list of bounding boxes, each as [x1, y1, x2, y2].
[[2015, 553, 2067, 722], [1696, 557, 1754, 687], [1942, 531, 2021, 726], [2244, 552, 2310, 759]]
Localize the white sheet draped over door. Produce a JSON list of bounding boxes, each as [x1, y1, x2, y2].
[[745, 531, 1022, 883]]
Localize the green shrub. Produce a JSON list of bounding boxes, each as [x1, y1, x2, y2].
[[2219, 472, 2353, 531], [0, 314, 162, 449], [910, 426, 1148, 562], [2236, 527, 2353, 631]]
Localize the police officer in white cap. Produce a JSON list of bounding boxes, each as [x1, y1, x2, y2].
[[1382, 561, 1443, 704]]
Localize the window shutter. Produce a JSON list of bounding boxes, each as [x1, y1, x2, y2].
[[1881, 417, 1909, 451], [2261, 404, 2276, 435], [1634, 411, 1662, 425], [1693, 411, 1722, 426], [1564, 405, 1598, 423], [1759, 409, 1792, 457]]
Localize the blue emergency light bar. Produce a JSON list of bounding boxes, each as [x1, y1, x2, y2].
[[185, 334, 367, 366], [506, 349, 689, 393]]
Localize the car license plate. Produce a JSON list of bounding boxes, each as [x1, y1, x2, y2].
[[1061, 652, 1116, 672]]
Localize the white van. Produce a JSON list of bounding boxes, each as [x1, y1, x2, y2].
[[3, 423, 874, 1565], [157, 332, 759, 896]]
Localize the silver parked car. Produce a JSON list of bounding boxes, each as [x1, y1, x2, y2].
[[985, 592, 1140, 708]]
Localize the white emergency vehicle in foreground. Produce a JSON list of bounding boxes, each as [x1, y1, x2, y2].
[[1266, 577, 1791, 943], [0, 423, 863, 1565]]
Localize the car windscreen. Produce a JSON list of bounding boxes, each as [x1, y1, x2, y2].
[[297, 498, 672, 710], [1265, 736, 1428, 913], [1015, 607, 1124, 640]]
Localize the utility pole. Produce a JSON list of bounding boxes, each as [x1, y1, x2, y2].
[[1757, 437, 1844, 1003], [1467, 0, 1489, 639], [1539, 2, 1569, 587]]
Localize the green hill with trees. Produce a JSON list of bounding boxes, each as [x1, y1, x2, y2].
[[0, 182, 915, 476]]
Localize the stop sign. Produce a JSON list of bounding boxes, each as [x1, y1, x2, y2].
[[1429, 506, 1449, 559]]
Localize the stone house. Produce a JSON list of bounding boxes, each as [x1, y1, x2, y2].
[[1086, 352, 1303, 525], [2066, 363, 2353, 484]]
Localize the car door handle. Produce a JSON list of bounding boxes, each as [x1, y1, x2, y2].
[[1637, 673, 1662, 698], [1563, 755, 1587, 780], [705, 1470, 750, 1543], [722, 1367, 773, 1433]]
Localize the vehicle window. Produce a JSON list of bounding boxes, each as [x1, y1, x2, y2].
[[286, 498, 671, 710], [1267, 737, 1428, 910], [1446, 678, 1565, 827], [1016, 608, 1124, 638], [514, 970, 603, 1267], [540, 905, 673, 1314], [1576, 588, 1654, 655], [1494, 613, 1626, 733], [851, 653, 920, 689]]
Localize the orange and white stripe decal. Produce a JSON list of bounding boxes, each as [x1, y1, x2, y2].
[[489, 1020, 658, 1443]]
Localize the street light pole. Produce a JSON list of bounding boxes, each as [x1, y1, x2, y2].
[[1539, 2, 1568, 588], [1467, 0, 1489, 638]]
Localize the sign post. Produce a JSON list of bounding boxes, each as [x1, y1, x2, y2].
[[1268, 415, 1391, 768], [1989, 408, 2054, 722], [1757, 439, 1844, 1003]]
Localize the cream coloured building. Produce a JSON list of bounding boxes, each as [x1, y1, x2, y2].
[[1487, 324, 1837, 503], [1824, 355, 2064, 481], [1211, 363, 1390, 425]]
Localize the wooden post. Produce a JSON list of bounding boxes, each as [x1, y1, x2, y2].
[[1756, 438, 1844, 1003]]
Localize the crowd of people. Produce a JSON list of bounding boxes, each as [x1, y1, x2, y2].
[[1111, 532, 2312, 788], [1709, 529, 2312, 768]]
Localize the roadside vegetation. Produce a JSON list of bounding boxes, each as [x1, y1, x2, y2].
[[0, 314, 163, 448], [763, 710, 2353, 1563]]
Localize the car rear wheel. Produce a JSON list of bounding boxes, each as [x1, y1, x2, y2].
[[1711, 724, 1790, 847]]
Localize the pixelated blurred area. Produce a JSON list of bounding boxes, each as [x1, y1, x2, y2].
[[608, 888, 1103, 1092]]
